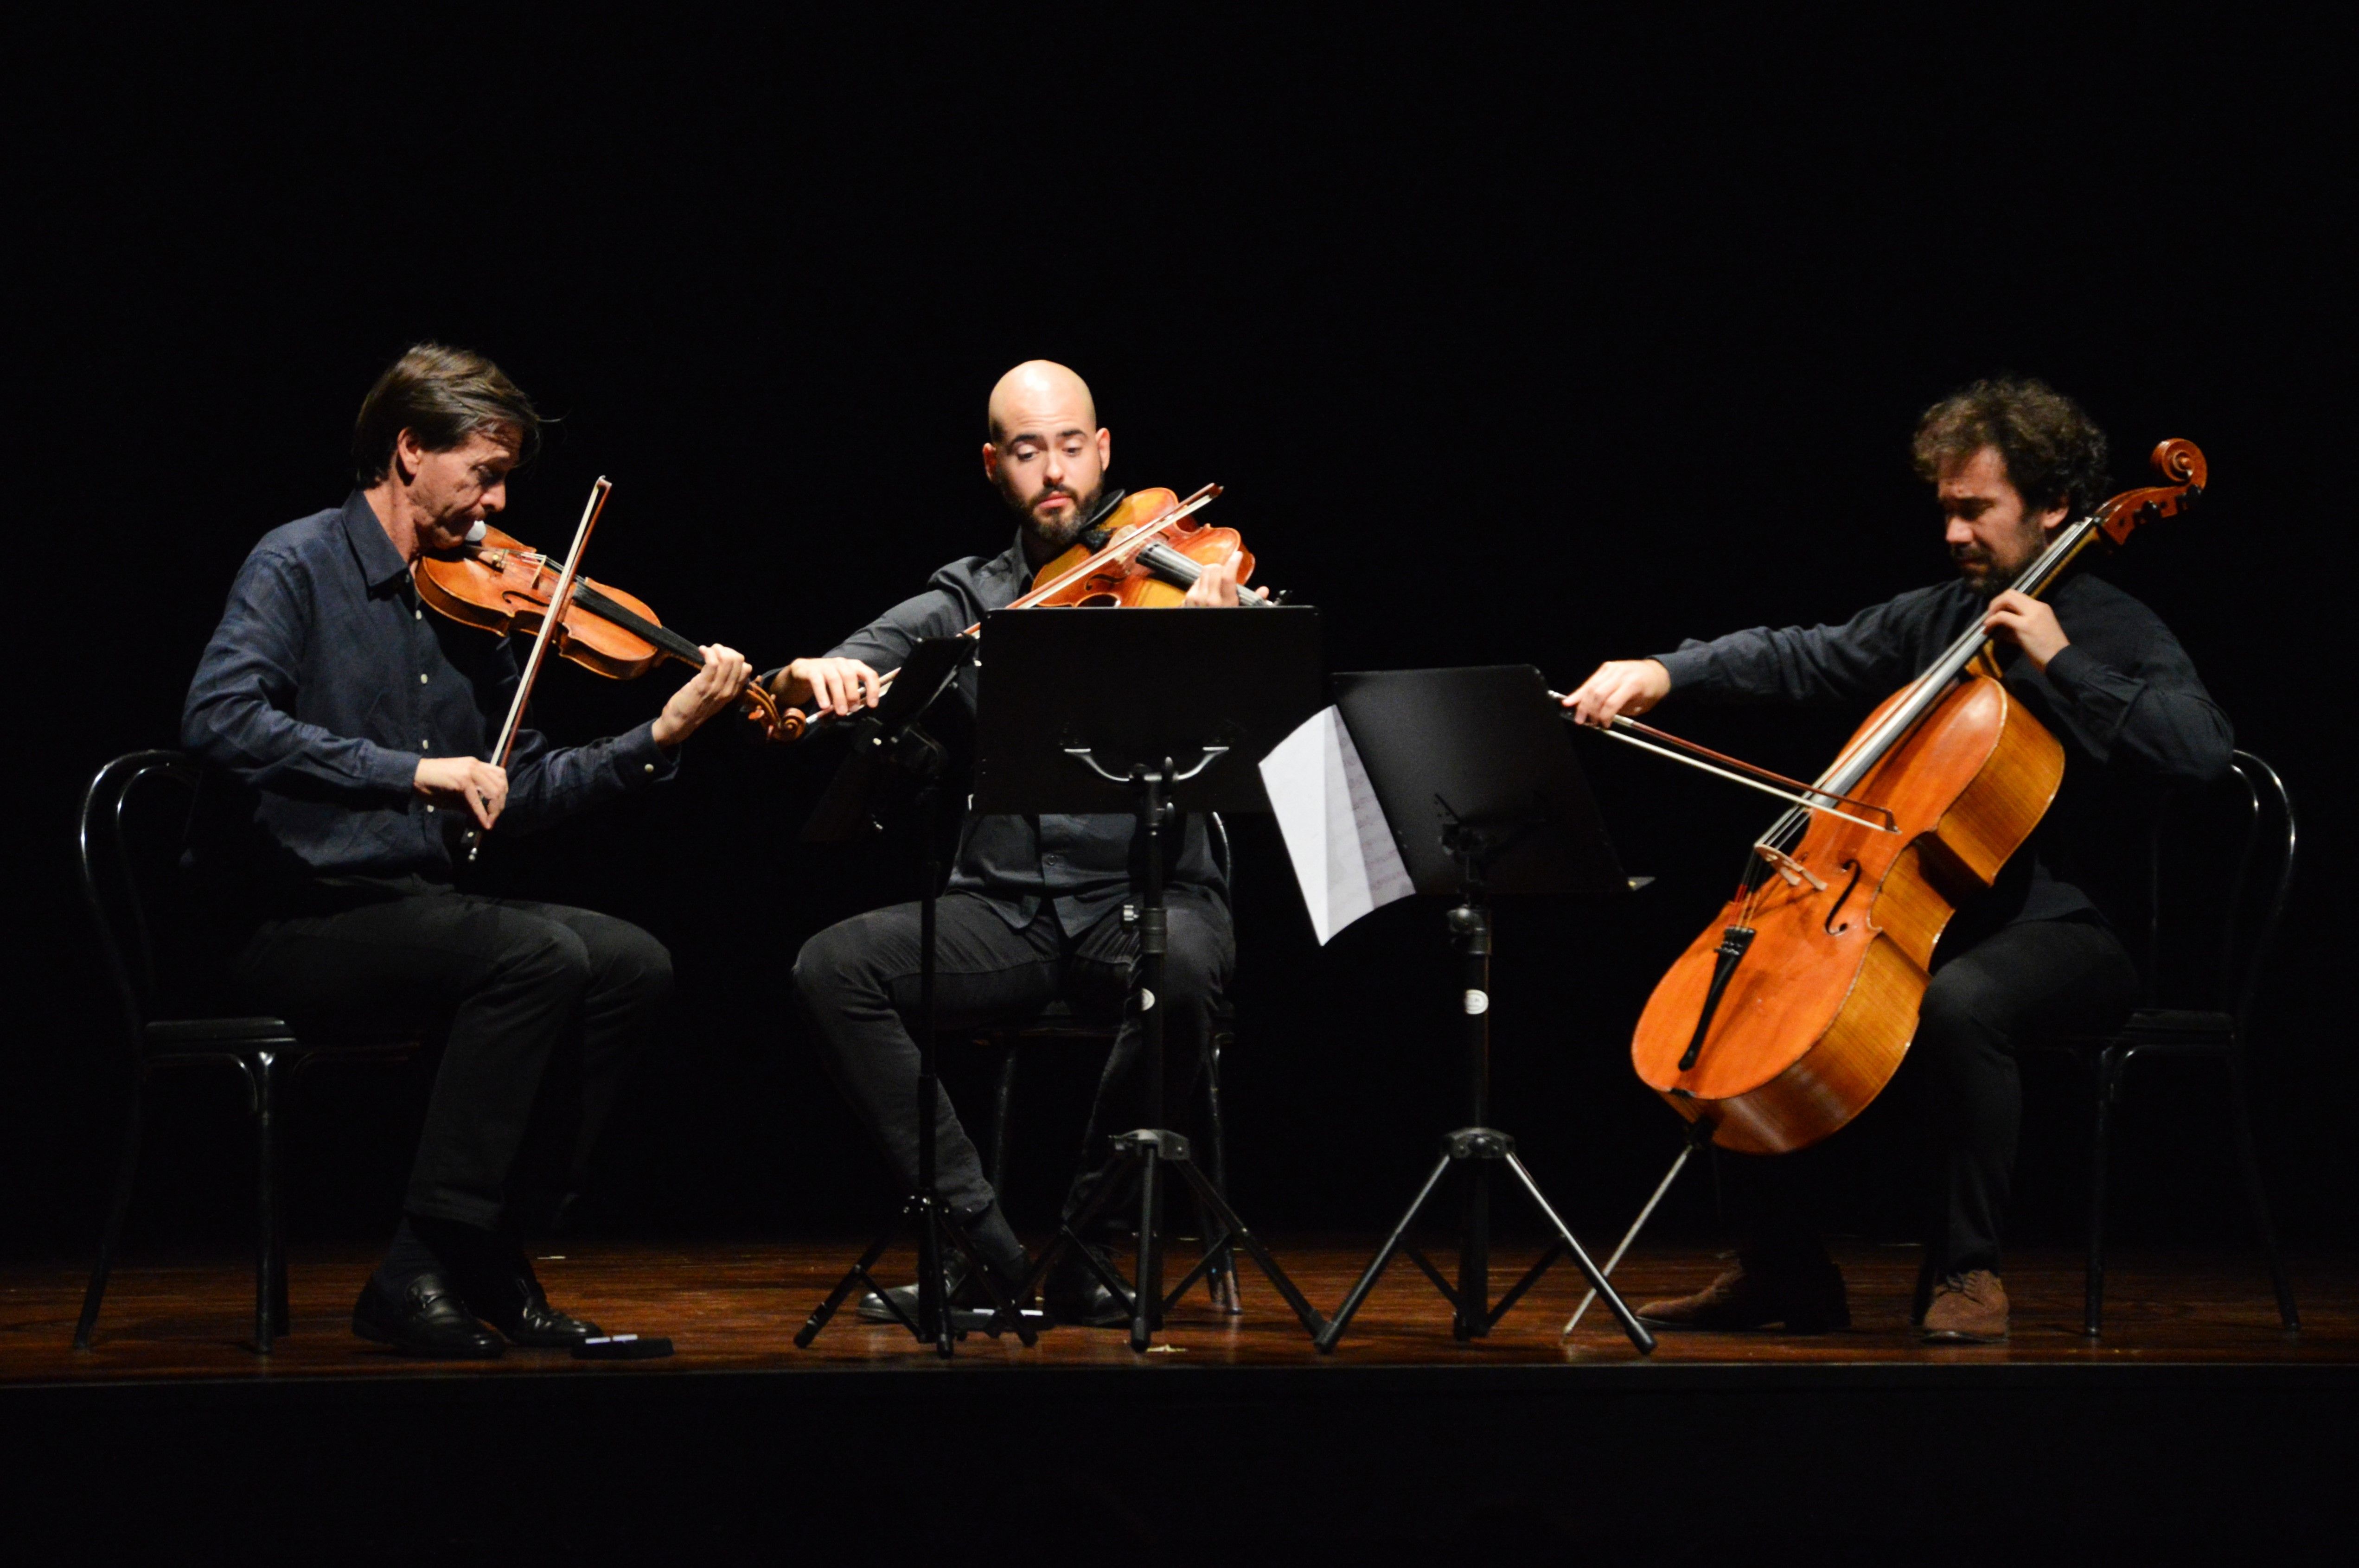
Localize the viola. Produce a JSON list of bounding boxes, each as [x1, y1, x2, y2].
[[417, 517, 795, 741], [1614, 440, 2207, 1154], [778, 483, 1266, 739]]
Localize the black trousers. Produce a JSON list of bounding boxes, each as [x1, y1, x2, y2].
[[1736, 916, 2139, 1278], [792, 888, 1234, 1235], [229, 878, 674, 1231]]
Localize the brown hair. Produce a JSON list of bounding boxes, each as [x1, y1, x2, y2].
[[352, 343, 543, 484], [1912, 375, 2110, 517]]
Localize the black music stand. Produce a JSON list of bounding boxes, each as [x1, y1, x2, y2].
[[971, 606, 1330, 1351], [793, 637, 1038, 1358], [1311, 665, 1656, 1353]]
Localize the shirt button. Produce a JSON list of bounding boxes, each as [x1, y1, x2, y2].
[[425, 803, 436, 814], [414, 609, 422, 620], [419, 673, 429, 684], [643, 763, 655, 774]]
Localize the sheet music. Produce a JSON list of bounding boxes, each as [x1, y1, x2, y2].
[[1258, 706, 1414, 944]]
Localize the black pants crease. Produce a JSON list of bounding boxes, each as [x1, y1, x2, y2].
[[792, 887, 1232, 1249], [1732, 916, 2140, 1279], [229, 878, 673, 1233]]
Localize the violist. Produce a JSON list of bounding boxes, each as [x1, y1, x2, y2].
[[772, 360, 1259, 1328]]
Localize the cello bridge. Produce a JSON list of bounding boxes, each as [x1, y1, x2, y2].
[[1755, 844, 1828, 892]]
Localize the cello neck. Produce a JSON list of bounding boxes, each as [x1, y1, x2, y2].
[[1814, 512, 2104, 801]]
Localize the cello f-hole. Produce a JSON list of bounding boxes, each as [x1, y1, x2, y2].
[[1822, 860, 1863, 936]]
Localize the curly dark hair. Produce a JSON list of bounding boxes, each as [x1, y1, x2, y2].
[[352, 343, 543, 485], [1911, 376, 2110, 518]]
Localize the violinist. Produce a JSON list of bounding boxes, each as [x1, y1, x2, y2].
[[180, 343, 753, 1357], [777, 359, 1259, 1327], [1563, 376, 2231, 1341]]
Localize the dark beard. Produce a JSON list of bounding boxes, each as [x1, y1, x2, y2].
[[1005, 477, 1105, 557], [1953, 529, 2046, 601], [1953, 546, 2010, 601]]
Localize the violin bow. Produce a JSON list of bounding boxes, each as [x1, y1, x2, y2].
[[466, 475, 612, 861]]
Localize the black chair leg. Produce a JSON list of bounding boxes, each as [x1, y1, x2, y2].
[[251, 1049, 282, 1354], [2226, 1049, 2300, 1331], [2084, 1048, 2123, 1338], [73, 1084, 146, 1351]]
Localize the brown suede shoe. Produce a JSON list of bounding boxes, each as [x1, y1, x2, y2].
[[1921, 1270, 2009, 1342], [1635, 1252, 1850, 1334]]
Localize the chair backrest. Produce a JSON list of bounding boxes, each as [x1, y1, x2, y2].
[[77, 750, 202, 1050], [2135, 750, 2296, 1032]]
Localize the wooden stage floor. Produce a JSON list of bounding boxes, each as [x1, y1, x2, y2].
[[4, 1236, 2344, 1378], [7, 1238, 2353, 1560]]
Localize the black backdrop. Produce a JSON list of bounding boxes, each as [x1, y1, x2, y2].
[[9, 10, 2351, 1262]]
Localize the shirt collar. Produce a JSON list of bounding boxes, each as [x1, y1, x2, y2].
[[1000, 529, 1035, 581], [338, 490, 414, 593]]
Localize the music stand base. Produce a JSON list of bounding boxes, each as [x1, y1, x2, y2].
[[1316, 1127, 1656, 1354], [1010, 1128, 1326, 1351], [795, 1193, 1038, 1358]]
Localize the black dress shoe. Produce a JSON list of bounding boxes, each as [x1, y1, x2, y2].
[[462, 1255, 604, 1348], [857, 1256, 1044, 1331], [1045, 1245, 1135, 1328], [352, 1272, 504, 1358]]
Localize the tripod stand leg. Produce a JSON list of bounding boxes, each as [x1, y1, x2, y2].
[[1457, 1157, 1491, 1340], [1563, 1141, 1694, 1336], [795, 1211, 908, 1348], [1315, 1151, 1455, 1353], [1503, 1153, 1654, 1353], [1171, 1161, 1325, 1337], [1131, 1145, 1164, 1352]]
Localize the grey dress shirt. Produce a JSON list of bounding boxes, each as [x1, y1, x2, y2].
[[819, 531, 1226, 933]]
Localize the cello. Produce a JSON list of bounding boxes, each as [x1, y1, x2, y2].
[[1620, 440, 2208, 1154]]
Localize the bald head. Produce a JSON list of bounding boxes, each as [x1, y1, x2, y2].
[[982, 360, 1112, 564], [986, 359, 1096, 442]]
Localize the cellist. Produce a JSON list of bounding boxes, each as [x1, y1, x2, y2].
[[1563, 376, 2231, 1341], [774, 360, 1260, 1329]]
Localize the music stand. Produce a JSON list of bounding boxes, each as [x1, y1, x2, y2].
[[793, 636, 1038, 1358], [1311, 665, 1656, 1353], [971, 606, 1330, 1351]]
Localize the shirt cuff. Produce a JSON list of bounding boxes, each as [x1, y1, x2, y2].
[[361, 740, 425, 796], [1651, 645, 1715, 692], [618, 719, 681, 784]]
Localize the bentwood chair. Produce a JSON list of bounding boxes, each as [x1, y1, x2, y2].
[[972, 814, 1241, 1312], [73, 751, 426, 1353], [2054, 749, 2301, 1337]]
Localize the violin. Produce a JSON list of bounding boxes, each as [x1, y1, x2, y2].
[[1611, 440, 2208, 1154], [417, 518, 795, 741], [779, 483, 1266, 739]]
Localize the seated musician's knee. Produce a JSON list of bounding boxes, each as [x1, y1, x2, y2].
[[499, 918, 598, 1005], [792, 915, 877, 1011], [1917, 960, 2009, 1053], [598, 920, 675, 1006], [1158, 902, 1234, 1010]]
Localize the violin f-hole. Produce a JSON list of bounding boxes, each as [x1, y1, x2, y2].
[[1822, 860, 1862, 936]]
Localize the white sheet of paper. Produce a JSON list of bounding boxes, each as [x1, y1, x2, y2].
[[1258, 705, 1415, 944]]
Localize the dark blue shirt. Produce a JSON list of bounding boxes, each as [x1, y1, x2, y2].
[[822, 531, 1226, 933], [1653, 572, 2234, 931], [181, 492, 675, 901]]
